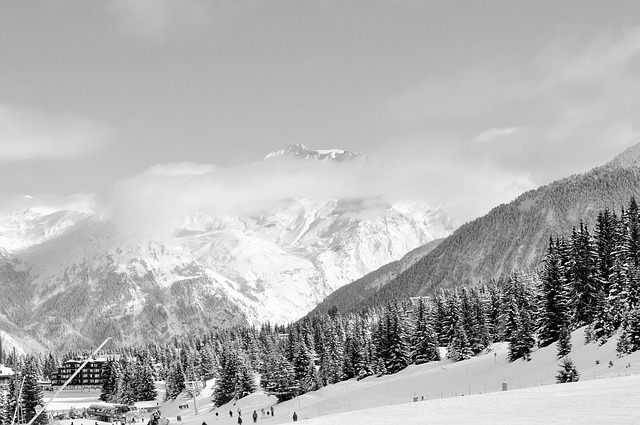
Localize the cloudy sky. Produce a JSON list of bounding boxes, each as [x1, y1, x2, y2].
[[1, 1, 639, 225]]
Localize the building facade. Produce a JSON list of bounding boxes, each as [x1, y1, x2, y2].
[[0, 364, 15, 389], [52, 357, 107, 388]]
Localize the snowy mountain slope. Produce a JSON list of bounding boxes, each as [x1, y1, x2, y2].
[[0, 208, 92, 252], [0, 146, 454, 351], [150, 326, 640, 425], [307, 237, 445, 317], [342, 142, 640, 307], [298, 375, 640, 425], [43, 337, 640, 424]]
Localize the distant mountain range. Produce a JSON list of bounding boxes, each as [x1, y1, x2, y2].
[[0, 144, 453, 352], [312, 143, 640, 315], [263, 143, 366, 162]]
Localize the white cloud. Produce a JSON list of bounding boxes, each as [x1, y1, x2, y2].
[[0, 104, 110, 161], [386, 26, 640, 184], [107, 0, 259, 41], [1, 193, 99, 215], [108, 138, 538, 236], [147, 162, 216, 177], [476, 127, 520, 143]]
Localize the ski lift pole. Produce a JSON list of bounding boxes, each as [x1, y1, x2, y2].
[[193, 390, 198, 415], [184, 381, 199, 415], [26, 337, 112, 425], [11, 376, 26, 425]]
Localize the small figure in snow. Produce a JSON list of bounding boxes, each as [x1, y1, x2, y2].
[[229, 411, 233, 418], [252, 411, 257, 423], [292, 412, 297, 422], [270, 407, 274, 417], [237, 416, 242, 425]]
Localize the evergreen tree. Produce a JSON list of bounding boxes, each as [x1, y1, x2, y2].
[[538, 238, 571, 347], [595, 208, 617, 296], [617, 307, 640, 354], [198, 345, 218, 384], [570, 223, 599, 326], [486, 280, 504, 341], [556, 326, 572, 359], [432, 292, 448, 345], [468, 287, 490, 353], [354, 316, 374, 380], [42, 354, 58, 381], [503, 272, 536, 362], [135, 362, 158, 402], [213, 350, 237, 406], [166, 360, 186, 400], [292, 336, 314, 385], [411, 297, 440, 364], [383, 302, 411, 374], [342, 327, 356, 380], [442, 291, 461, 345], [233, 359, 255, 400], [22, 359, 48, 425], [556, 357, 579, 383], [100, 358, 119, 402], [447, 317, 473, 362], [117, 360, 137, 405], [5, 376, 19, 425], [0, 386, 10, 425], [262, 353, 296, 402], [318, 313, 345, 384], [622, 197, 640, 267]]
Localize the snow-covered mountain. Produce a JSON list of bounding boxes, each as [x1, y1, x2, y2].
[[263, 143, 366, 162], [0, 145, 454, 351]]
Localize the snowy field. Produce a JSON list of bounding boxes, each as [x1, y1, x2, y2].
[[298, 375, 640, 425], [47, 328, 640, 425]]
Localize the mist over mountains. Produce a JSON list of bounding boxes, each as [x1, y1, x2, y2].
[[4, 142, 640, 352], [0, 145, 453, 351]]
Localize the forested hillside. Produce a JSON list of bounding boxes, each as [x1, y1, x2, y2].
[[3, 198, 638, 413], [331, 144, 640, 311]]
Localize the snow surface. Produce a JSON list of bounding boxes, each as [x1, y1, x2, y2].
[[46, 328, 640, 425]]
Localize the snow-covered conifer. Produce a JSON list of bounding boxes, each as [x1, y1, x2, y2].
[[556, 357, 579, 383]]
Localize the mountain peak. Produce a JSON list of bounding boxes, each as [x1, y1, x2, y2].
[[606, 142, 640, 169], [264, 143, 366, 163]]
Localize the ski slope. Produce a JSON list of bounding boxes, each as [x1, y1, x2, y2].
[[48, 328, 640, 424], [298, 375, 640, 424]]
